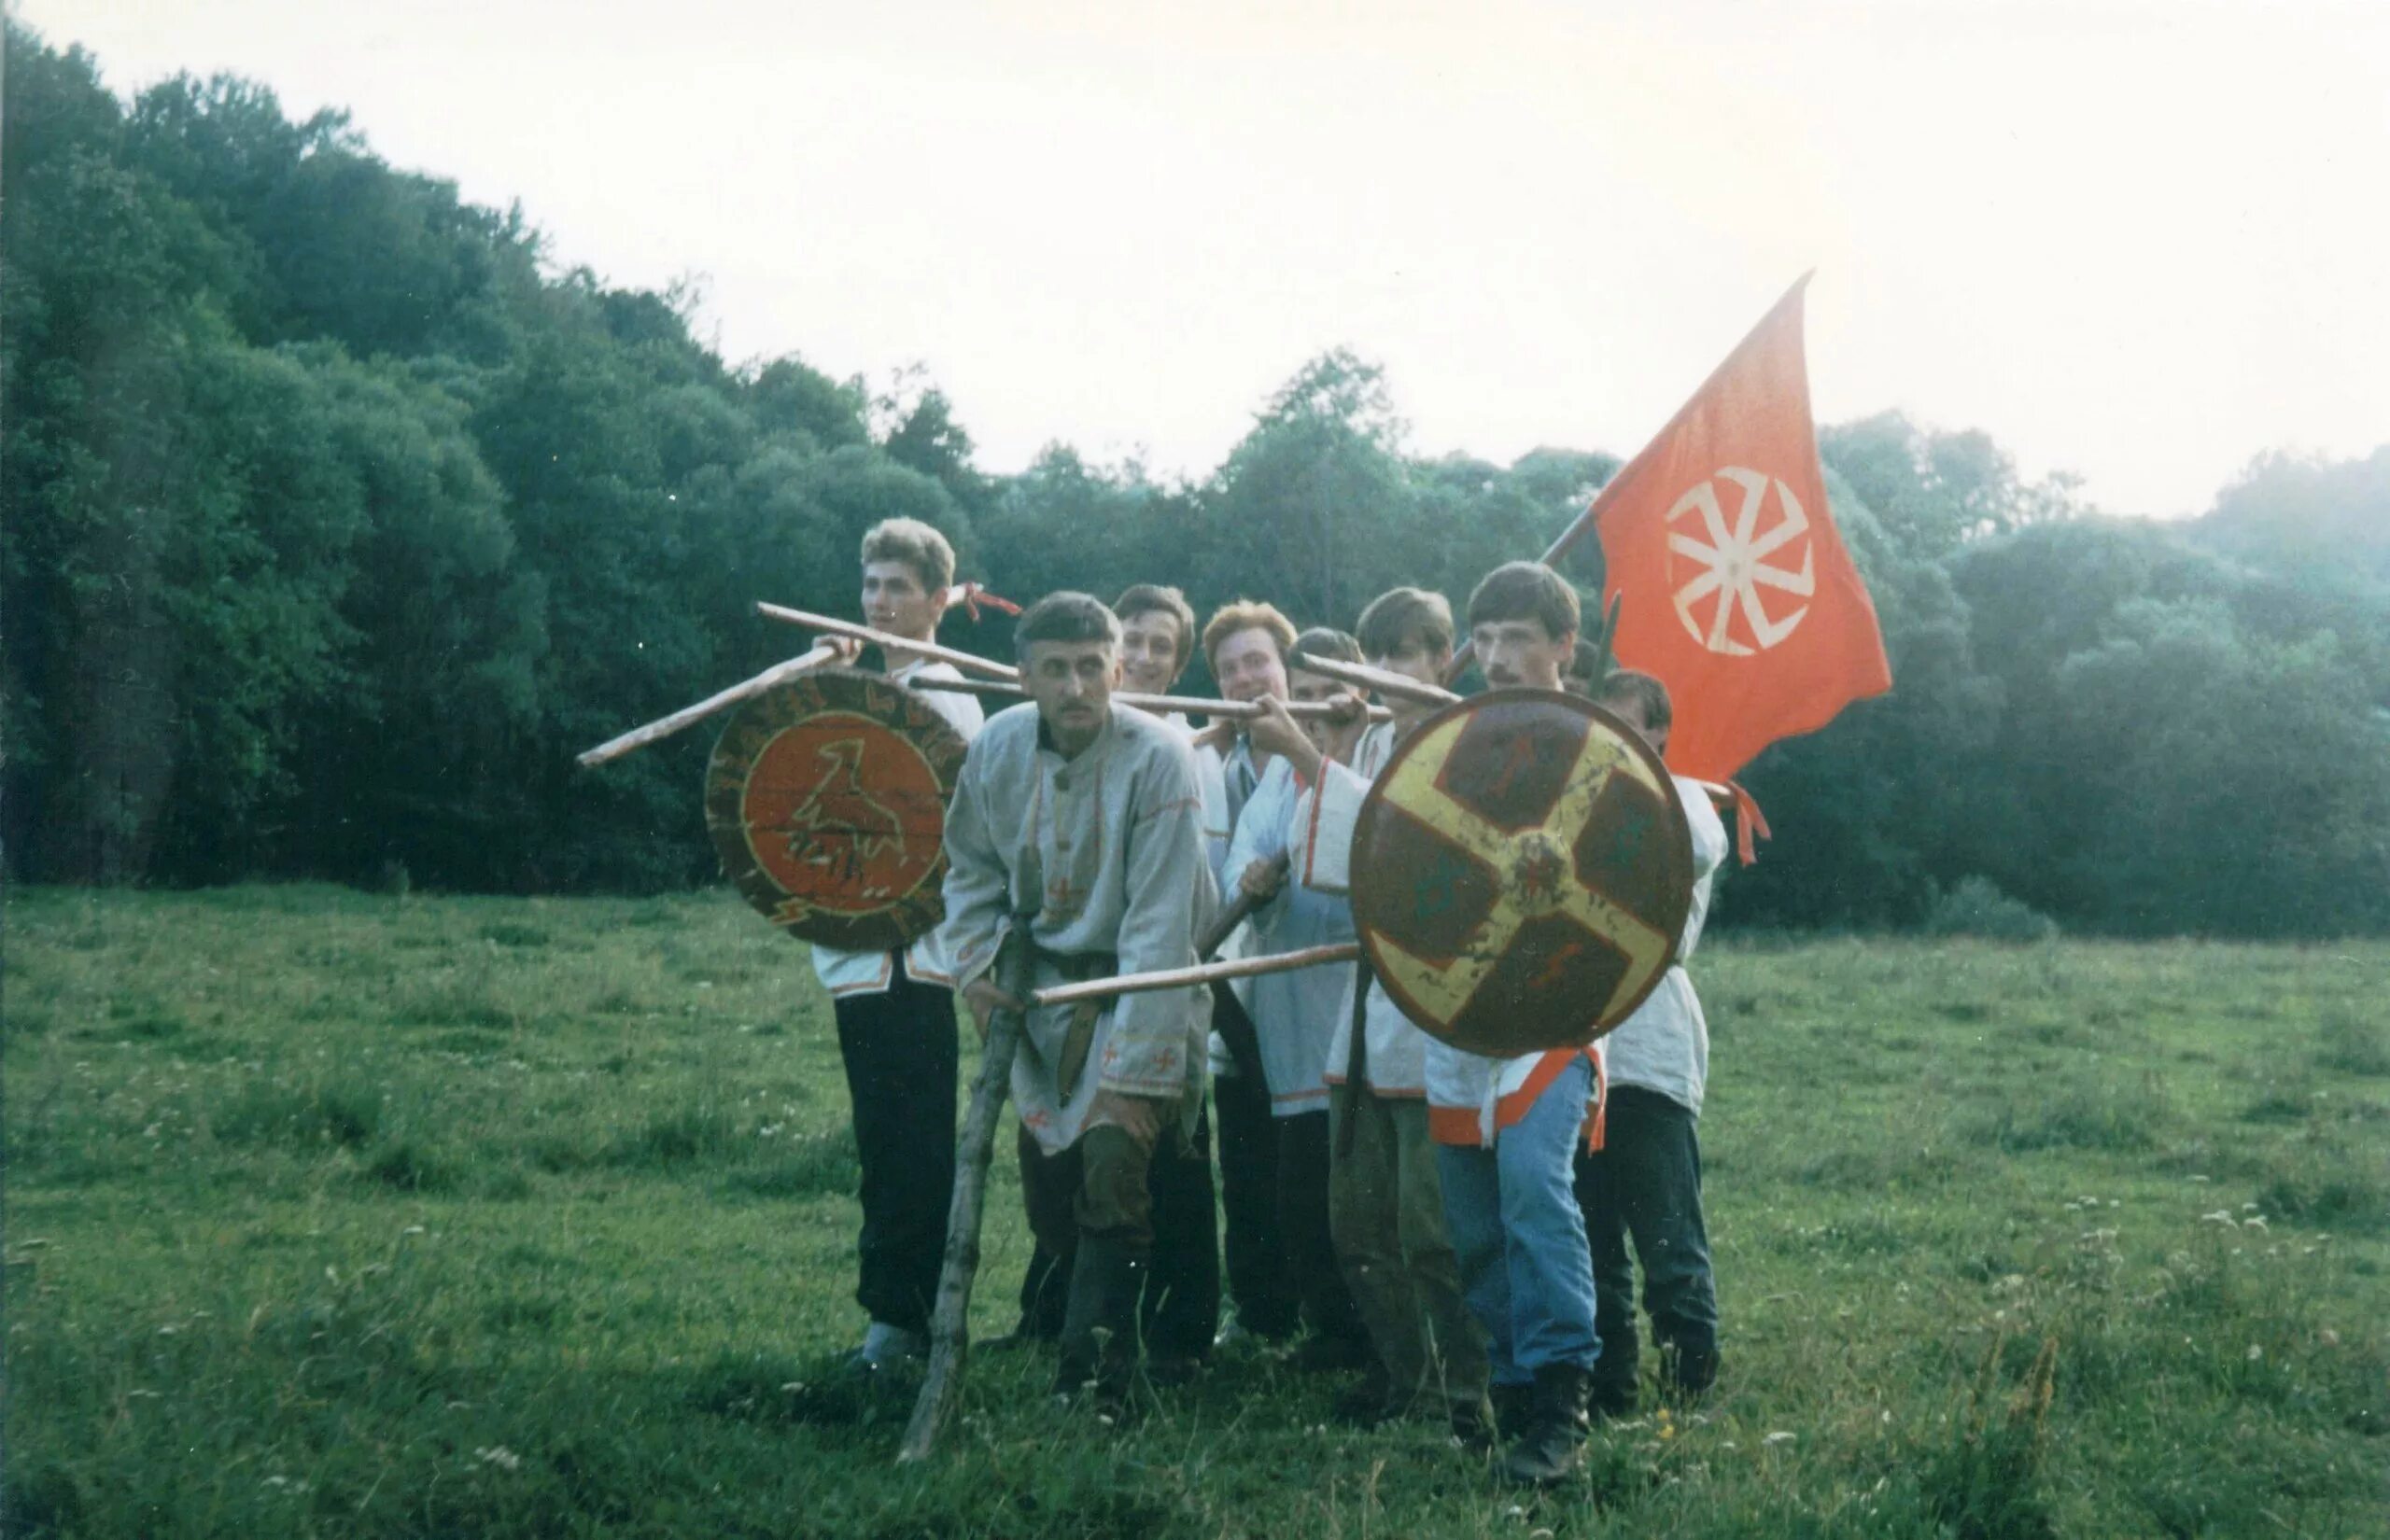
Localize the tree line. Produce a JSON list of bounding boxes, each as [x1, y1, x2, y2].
[[7, 25, 2386, 936]]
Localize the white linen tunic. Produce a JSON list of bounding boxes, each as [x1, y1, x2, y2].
[[1221, 755, 1354, 1117], [809, 657, 986, 997], [1286, 722, 1431, 1099], [1595, 776, 1729, 1116], [938, 701, 1218, 1154]]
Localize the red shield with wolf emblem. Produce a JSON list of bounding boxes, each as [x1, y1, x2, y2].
[[706, 669, 968, 949], [1350, 689, 1694, 1057]]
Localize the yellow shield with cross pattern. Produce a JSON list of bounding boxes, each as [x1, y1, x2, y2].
[[1350, 689, 1694, 1057]]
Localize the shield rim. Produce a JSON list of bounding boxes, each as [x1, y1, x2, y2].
[[1350, 686, 1694, 1056], [704, 667, 969, 951]]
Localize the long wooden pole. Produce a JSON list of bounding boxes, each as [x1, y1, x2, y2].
[[756, 603, 1020, 682], [909, 675, 1390, 724], [576, 643, 841, 766], [1033, 943, 1360, 1009], [1296, 655, 1462, 711], [899, 926, 1037, 1463]]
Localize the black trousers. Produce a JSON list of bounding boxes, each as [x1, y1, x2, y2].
[[1275, 1108, 1369, 1350], [1214, 986, 1300, 1339], [831, 959, 959, 1335], [1016, 1099, 1220, 1360], [1571, 1085, 1719, 1392]]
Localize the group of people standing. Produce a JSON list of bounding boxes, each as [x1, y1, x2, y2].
[[808, 517, 1726, 1486]]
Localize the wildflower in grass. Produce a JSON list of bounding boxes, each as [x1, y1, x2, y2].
[[1763, 1431, 1795, 1447], [474, 1446, 523, 1471]]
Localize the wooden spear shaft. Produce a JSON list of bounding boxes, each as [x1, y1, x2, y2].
[[576, 643, 841, 766], [756, 603, 1021, 682], [909, 675, 1391, 723], [899, 925, 1037, 1464], [1033, 942, 1359, 1009], [1295, 654, 1462, 711]]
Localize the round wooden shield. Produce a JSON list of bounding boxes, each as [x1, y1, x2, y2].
[[1350, 689, 1694, 1057], [705, 669, 968, 950]]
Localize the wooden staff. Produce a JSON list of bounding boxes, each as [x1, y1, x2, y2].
[[1295, 655, 1462, 711], [756, 603, 1020, 681], [909, 676, 1390, 723], [1033, 943, 1360, 1008], [1188, 849, 1294, 1086], [900, 923, 1036, 1463], [576, 643, 841, 766]]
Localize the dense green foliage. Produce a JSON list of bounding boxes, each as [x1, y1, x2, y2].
[[6, 26, 2387, 933], [7, 888, 2387, 1535]]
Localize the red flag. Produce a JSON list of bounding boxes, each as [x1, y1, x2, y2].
[[1595, 275, 1890, 784]]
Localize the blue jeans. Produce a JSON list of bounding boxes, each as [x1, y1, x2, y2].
[[1435, 1056, 1600, 1385]]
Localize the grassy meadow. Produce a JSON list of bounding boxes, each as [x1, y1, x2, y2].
[[5, 886, 2385, 1537]]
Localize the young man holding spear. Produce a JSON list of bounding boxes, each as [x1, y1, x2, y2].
[[1249, 589, 1492, 1437], [1195, 600, 1314, 1352], [805, 519, 989, 1372], [936, 592, 1219, 1407]]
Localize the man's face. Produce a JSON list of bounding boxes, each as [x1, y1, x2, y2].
[[862, 560, 943, 642], [1212, 627, 1289, 707], [1471, 617, 1574, 692], [1601, 694, 1666, 756], [1289, 666, 1357, 757], [1368, 636, 1454, 731], [1021, 637, 1120, 754], [1118, 609, 1186, 696]]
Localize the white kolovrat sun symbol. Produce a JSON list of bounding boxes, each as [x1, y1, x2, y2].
[[1666, 466, 1816, 656]]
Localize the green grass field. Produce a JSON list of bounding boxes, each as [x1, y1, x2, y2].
[[6, 887, 2385, 1537]]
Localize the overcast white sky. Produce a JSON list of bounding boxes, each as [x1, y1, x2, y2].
[[22, 0, 2389, 517]]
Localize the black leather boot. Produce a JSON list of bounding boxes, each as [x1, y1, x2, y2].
[[1588, 1369, 1638, 1421], [1501, 1364, 1591, 1486], [1488, 1380, 1535, 1439], [1055, 1236, 1149, 1407]]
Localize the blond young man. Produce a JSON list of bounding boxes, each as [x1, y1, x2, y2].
[[811, 519, 985, 1370]]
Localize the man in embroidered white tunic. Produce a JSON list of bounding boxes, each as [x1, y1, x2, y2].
[[1194, 600, 1320, 1351], [1571, 669, 1728, 1415], [939, 593, 1219, 1401], [995, 583, 1231, 1349], [1258, 589, 1491, 1436], [808, 520, 986, 1371], [1215, 627, 1372, 1369]]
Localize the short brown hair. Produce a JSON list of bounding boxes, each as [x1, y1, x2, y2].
[[1201, 600, 1297, 674], [1355, 587, 1455, 661], [1290, 626, 1362, 670], [1564, 637, 1604, 694], [860, 517, 956, 594], [1013, 591, 1120, 660], [1114, 584, 1197, 673], [1596, 668, 1672, 739], [1467, 560, 1579, 641]]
